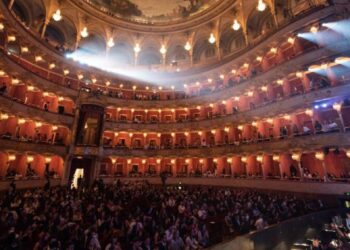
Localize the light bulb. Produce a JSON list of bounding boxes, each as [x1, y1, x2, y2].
[[80, 27, 89, 38], [52, 9, 62, 21], [208, 33, 216, 44], [232, 19, 241, 31], [107, 38, 115, 48], [257, 0, 266, 12], [160, 45, 167, 55], [184, 41, 191, 51], [134, 43, 141, 53]]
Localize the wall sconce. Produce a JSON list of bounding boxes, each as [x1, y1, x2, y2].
[[156, 159, 161, 164], [241, 156, 247, 163], [273, 155, 280, 162], [256, 155, 263, 162], [142, 159, 146, 164], [27, 155, 34, 163], [110, 157, 116, 164], [227, 158, 232, 163], [45, 156, 52, 164], [292, 153, 301, 161], [315, 152, 324, 161], [0, 113, 9, 120], [305, 109, 313, 116], [213, 158, 218, 163], [127, 159, 132, 164], [185, 159, 190, 164], [8, 154, 16, 161], [171, 159, 175, 164]]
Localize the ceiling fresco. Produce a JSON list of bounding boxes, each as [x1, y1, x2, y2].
[[89, 0, 219, 23]]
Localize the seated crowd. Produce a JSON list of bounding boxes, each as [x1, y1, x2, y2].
[[0, 181, 324, 249]]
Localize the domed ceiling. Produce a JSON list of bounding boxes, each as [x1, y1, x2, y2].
[[88, 0, 219, 24]]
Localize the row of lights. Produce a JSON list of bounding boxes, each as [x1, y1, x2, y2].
[[7, 154, 52, 163], [108, 102, 341, 136], [0, 113, 60, 130], [109, 150, 349, 166]]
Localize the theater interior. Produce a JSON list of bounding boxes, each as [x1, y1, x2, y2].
[[1, 0, 350, 249]]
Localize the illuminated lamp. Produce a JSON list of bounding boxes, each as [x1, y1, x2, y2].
[[77, 74, 84, 80], [277, 79, 284, 85], [211, 129, 216, 134], [315, 152, 324, 161], [0, 113, 8, 120], [227, 158, 232, 163], [45, 157, 52, 163], [134, 43, 141, 53], [80, 27, 88, 38], [288, 37, 295, 44], [208, 33, 216, 44], [21, 47, 29, 53], [224, 127, 230, 132], [296, 71, 303, 78], [0, 70, 5, 76], [11, 78, 19, 84], [7, 35, 16, 42], [156, 159, 161, 164], [171, 159, 175, 164], [0, 23, 4, 30], [267, 118, 273, 124], [241, 156, 247, 163], [310, 26, 318, 33], [257, 0, 266, 11], [63, 69, 69, 75], [107, 38, 115, 48], [220, 74, 224, 79], [237, 125, 243, 130], [273, 155, 280, 161], [208, 78, 213, 83], [213, 158, 218, 163], [129, 133, 133, 137], [8, 154, 16, 161], [270, 47, 277, 54], [35, 56, 43, 62], [52, 9, 62, 21], [35, 122, 42, 127], [199, 159, 204, 164], [159, 45, 167, 55], [305, 109, 313, 116], [52, 125, 58, 131], [111, 158, 116, 164], [252, 121, 258, 127], [291, 153, 300, 161], [247, 91, 254, 97], [256, 56, 262, 62], [184, 41, 191, 51], [105, 81, 111, 86], [198, 131, 203, 136], [143, 133, 147, 138], [171, 133, 175, 137], [27, 155, 34, 163], [49, 63, 56, 69], [185, 159, 190, 164], [157, 133, 161, 137], [256, 155, 263, 162], [332, 103, 342, 112], [127, 159, 132, 164], [232, 19, 241, 31], [18, 118, 25, 124]]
